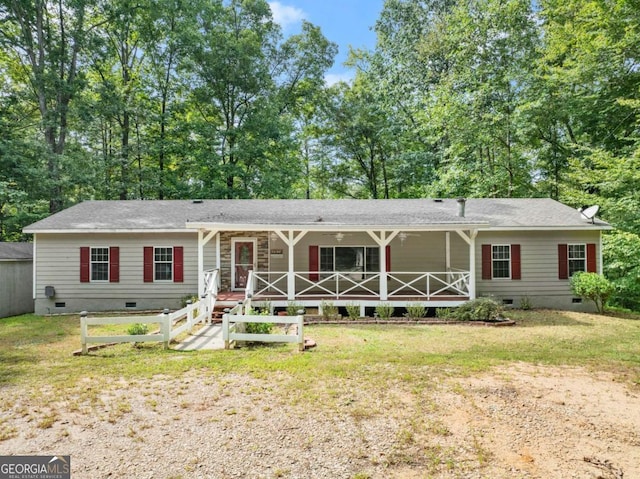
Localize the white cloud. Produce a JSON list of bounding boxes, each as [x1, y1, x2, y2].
[[268, 2, 306, 29], [324, 72, 354, 86]]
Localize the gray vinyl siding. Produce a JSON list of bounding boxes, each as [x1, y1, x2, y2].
[[475, 230, 601, 310], [33, 232, 214, 314], [0, 260, 34, 317]]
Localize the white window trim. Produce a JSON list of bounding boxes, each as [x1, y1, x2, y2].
[[90, 246, 110, 283], [491, 244, 512, 280], [154, 246, 174, 282], [319, 245, 380, 273], [568, 243, 587, 277]]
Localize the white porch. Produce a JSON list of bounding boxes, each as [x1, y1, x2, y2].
[[191, 225, 480, 311]]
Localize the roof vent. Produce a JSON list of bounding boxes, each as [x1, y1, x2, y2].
[[192, 199, 203, 204], [457, 198, 466, 217]]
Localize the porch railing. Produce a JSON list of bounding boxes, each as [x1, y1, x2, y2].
[[247, 270, 470, 301]]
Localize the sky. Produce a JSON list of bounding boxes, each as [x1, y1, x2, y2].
[[268, 1, 384, 84]]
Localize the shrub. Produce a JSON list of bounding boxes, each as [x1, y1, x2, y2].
[[453, 297, 503, 321], [127, 323, 149, 335], [321, 300, 339, 320], [436, 307, 454, 319], [346, 302, 360, 320], [570, 272, 615, 314], [519, 296, 533, 310], [245, 322, 273, 334], [375, 303, 394, 320], [286, 301, 303, 316], [405, 303, 426, 320]]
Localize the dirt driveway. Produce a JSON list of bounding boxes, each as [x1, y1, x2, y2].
[[1, 363, 638, 478]]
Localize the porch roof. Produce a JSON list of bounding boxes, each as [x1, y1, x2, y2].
[[23, 198, 610, 233]]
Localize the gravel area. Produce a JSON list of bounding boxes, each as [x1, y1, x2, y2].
[[1, 363, 638, 478]]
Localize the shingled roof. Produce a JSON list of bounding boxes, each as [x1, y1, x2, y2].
[[23, 198, 610, 233], [0, 242, 33, 260]]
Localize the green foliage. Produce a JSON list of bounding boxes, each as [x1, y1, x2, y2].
[[321, 301, 339, 320], [245, 322, 273, 335], [180, 295, 198, 308], [286, 301, 303, 317], [345, 302, 361, 320], [375, 303, 394, 320], [519, 296, 533, 311], [404, 303, 426, 320], [436, 308, 454, 319], [453, 298, 503, 322], [570, 272, 615, 314], [603, 230, 640, 311], [127, 323, 149, 336]]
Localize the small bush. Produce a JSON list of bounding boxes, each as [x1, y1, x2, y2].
[[127, 323, 149, 335], [570, 272, 615, 314], [405, 303, 426, 319], [346, 302, 360, 320], [436, 307, 454, 319], [286, 301, 303, 316], [453, 297, 503, 321], [519, 296, 533, 310], [245, 322, 273, 334], [321, 300, 339, 320], [375, 303, 394, 320], [180, 294, 198, 308]]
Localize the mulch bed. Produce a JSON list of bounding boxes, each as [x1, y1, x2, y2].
[[302, 317, 515, 327]]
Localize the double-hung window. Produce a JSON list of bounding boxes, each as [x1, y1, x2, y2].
[[154, 247, 173, 281], [90, 247, 109, 281], [568, 244, 586, 277], [492, 245, 511, 279], [319, 246, 380, 273]]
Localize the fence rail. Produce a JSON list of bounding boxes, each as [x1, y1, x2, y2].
[[80, 299, 209, 354], [222, 307, 304, 352]]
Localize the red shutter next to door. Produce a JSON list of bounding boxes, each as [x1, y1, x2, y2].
[[144, 247, 154, 282], [586, 243, 597, 273], [558, 244, 568, 280], [309, 245, 319, 281], [80, 247, 90, 283], [511, 244, 521, 280], [109, 247, 120, 283], [174, 246, 184, 282], [481, 244, 492, 280]]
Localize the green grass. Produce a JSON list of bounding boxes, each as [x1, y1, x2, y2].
[[1, 309, 639, 397]]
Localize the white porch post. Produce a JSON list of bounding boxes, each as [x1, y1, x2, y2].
[[380, 231, 388, 300], [469, 230, 477, 300], [274, 230, 307, 301], [198, 230, 218, 297]]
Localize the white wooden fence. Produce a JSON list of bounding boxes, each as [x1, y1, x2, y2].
[[222, 303, 305, 351], [80, 300, 209, 354]]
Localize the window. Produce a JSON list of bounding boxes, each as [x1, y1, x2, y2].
[[319, 246, 380, 273], [154, 247, 173, 281], [91, 247, 109, 281], [568, 244, 586, 277], [492, 245, 511, 279]]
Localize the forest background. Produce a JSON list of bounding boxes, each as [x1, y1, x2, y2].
[[1, 0, 639, 308]]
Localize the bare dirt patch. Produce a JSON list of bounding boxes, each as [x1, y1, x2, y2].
[[1, 363, 638, 478]]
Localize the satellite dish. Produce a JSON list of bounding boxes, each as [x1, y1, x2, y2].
[[579, 205, 600, 223]]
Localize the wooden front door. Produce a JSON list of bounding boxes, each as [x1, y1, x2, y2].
[[232, 238, 256, 290]]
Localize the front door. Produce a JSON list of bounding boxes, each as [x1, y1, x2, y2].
[[232, 238, 256, 290]]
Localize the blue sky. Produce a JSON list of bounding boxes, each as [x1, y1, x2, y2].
[[268, 1, 384, 84]]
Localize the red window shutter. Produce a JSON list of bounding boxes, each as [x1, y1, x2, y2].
[[385, 245, 391, 272], [174, 246, 184, 283], [109, 247, 120, 283], [309, 245, 319, 281], [511, 244, 521, 280], [586, 243, 597, 273], [144, 246, 154, 282], [80, 247, 90, 283], [558, 244, 568, 280], [481, 244, 492, 280]]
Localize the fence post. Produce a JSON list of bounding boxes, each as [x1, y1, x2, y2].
[[222, 309, 230, 349], [297, 309, 305, 352], [80, 311, 88, 354], [162, 308, 170, 349], [186, 300, 193, 328]]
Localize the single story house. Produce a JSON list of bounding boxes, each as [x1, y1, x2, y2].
[[23, 198, 610, 315], [0, 242, 34, 318]]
